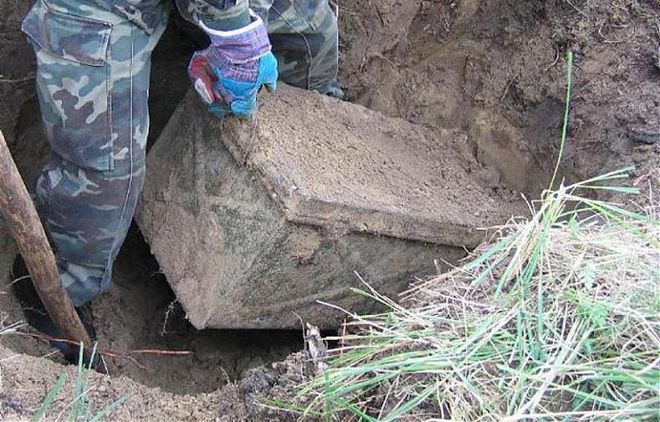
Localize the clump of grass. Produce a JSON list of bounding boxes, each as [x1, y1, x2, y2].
[[32, 344, 127, 422], [292, 168, 659, 420]]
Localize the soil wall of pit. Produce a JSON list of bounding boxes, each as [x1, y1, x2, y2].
[[337, 0, 659, 194]]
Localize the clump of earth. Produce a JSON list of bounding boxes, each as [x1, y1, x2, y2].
[[0, 0, 658, 419]]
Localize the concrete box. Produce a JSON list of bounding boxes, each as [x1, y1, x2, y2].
[[136, 85, 520, 329]]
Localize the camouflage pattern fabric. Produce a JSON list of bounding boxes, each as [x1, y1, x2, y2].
[[175, 0, 251, 31], [21, 0, 339, 305], [22, 0, 169, 305], [265, 0, 339, 94]]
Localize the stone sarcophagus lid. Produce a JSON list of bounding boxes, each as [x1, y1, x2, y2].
[[136, 85, 521, 329]]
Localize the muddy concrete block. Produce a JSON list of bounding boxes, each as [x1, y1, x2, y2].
[[136, 85, 521, 329]]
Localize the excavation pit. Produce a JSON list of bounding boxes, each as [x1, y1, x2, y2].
[[0, 0, 657, 416]]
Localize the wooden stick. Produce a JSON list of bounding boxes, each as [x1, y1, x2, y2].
[[0, 129, 93, 350]]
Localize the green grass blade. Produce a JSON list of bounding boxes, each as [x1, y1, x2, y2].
[[548, 50, 574, 190], [88, 396, 130, 422], [32, 374, 67, 422]]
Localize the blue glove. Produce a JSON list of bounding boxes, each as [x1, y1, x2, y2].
[[189, 10, 278, 118]]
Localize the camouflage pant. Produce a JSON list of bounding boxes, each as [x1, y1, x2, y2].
[[21, 0, 339, 306]]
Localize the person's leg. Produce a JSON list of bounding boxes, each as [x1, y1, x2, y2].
[[259, 0, 341, 97], [21, 0, 168, 306]]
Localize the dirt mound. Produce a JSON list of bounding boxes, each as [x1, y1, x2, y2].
[[1, 337, 314, 421], [0, 213, 306, 419], [0, 343, 229, 420]]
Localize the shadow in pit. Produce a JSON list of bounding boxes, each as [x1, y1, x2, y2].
[[89, 224, 304, 395], [0, 224, 303, 396]]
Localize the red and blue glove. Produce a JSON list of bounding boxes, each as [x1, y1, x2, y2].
[[189, 10, 278, 118]]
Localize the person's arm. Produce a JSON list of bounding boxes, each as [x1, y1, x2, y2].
[[175, 0, 250, 31], [178, 0, 278, 118]]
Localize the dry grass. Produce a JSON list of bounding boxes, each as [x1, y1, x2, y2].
[[285, 169, 660, 421], [0, 312, 23, 337]]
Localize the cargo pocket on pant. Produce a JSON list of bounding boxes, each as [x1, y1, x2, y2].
[[22, 1, 114, 171]]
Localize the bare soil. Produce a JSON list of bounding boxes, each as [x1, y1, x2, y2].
[[1, 0, 658, 420], [1, 220, 303, 419], [338, 0, 659, 194], [0, 224, 302, 395]]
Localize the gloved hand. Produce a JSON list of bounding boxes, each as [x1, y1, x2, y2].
[[189, 10, 278, 118]]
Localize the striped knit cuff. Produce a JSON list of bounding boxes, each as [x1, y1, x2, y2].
[[200, 9, 271, 64]]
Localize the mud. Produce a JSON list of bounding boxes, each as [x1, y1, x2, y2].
[[0, 341, 226, 420], [89, 226, 302, 394], [0, 0, 658, 419], [1, 334, 306, 421], [0, 1, 35, 152]]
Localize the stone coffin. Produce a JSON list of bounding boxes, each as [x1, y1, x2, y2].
[[136, 85, 520, 329]]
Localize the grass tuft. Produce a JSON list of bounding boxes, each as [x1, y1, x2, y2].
[[32, 343, 128, 422], [292, 169, 659, 420]]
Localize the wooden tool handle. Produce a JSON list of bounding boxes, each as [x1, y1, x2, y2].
[[0, 130, 93, 349]]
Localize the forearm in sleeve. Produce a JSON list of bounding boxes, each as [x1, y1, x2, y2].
[[175, 0, 250, 31]]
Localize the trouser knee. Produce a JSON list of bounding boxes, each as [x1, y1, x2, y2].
[[34, 153, 146, 305], [35, 155, 146, 270], [267, 0, 339, 93]]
